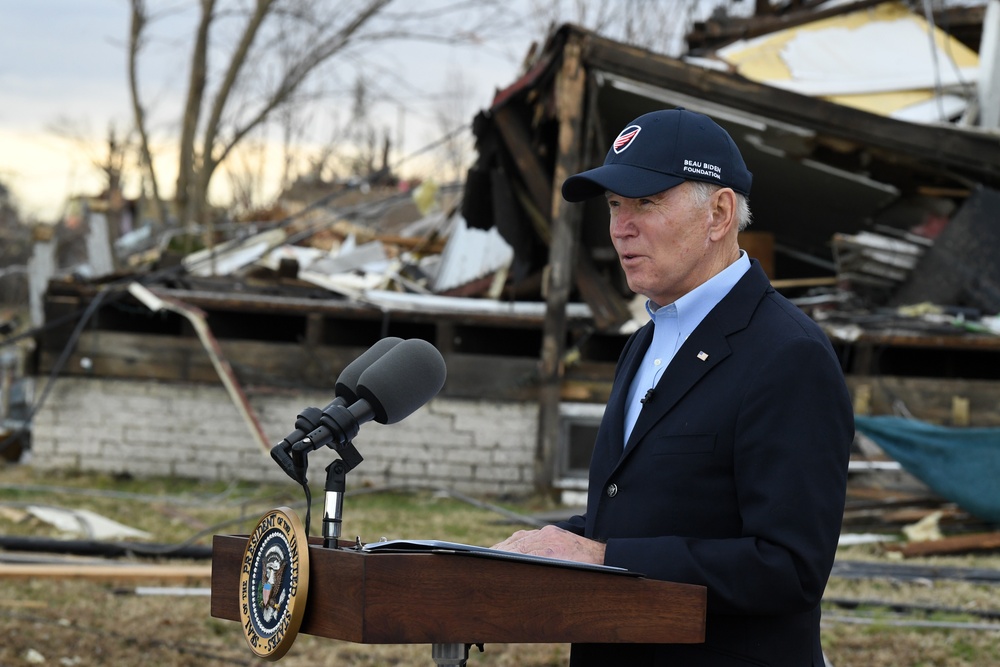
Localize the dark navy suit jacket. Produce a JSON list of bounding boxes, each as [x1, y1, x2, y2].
[[558, 260, 854, 667]]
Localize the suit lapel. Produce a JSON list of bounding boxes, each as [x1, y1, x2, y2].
[[599, 324, 652, 469], [621, 261, 773, 455]]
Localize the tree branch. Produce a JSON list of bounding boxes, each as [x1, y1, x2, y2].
[[127, 0, 169, 226], [201, 0, 392, 191], [176, 0, 217, 227]]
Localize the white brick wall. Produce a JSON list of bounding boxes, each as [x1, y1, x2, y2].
[[29, 377, 539, 496]]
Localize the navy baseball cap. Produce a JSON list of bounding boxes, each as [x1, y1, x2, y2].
[[561, 108, 752, 201]]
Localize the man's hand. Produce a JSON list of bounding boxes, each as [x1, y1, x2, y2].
[[491, 525, 606, 565]]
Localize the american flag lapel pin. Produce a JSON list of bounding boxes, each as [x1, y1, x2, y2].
[[697, 351, 709, 361]]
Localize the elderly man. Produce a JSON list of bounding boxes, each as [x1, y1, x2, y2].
[[494, 108, 853, 667]]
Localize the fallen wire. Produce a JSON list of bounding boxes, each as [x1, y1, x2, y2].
[[831, 560, 1000, 585], [823, 614, 1000, 632], [824, 596, 1000, 621]]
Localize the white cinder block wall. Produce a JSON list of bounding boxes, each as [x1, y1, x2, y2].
[[29, 378, 539, 496]]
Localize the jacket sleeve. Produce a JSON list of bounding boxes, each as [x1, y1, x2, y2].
[[556, 513, 587, 536]]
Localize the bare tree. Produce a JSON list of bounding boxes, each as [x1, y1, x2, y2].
[[45, 118, 136, 235], [128, 0, 169, 226], [223, 131, 270, 215], [346, 75, 380, 178], [432, 65, 476, 183], [0, 180, 32, 307], [125, 0, 733, 240], [127, 0, 516, 236], [524, 0, 723, 56]]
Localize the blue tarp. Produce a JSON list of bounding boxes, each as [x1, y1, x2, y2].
[[854, 415, 1000, 524]]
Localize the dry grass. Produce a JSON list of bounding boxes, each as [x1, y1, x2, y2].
[[1, 464, 998, 666]]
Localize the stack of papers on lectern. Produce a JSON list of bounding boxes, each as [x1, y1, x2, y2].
[[361, 539, 641, 576]]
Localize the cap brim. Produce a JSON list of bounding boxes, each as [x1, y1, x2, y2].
[[561, 164, 685, 202]]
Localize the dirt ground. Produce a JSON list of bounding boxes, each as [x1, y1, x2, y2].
[[1, 465, 999, 666], [1, 576, 570, 666]]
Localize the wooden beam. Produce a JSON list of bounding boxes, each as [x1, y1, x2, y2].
[[537, 33, 588, 495], [573, 245, 631, 331], [41, 330, 616, 402]]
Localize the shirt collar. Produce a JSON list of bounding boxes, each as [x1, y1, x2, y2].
[[644, 251, 751, 337]]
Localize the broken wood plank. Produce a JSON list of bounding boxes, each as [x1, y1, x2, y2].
[[127, 283, 271, 454], [883, 507, 968, 524], [329, 220, 447, 254], [0, 563, 212, 582], [492, 105, 554, 222], [845, 486, 941, 505], [770, 276, 839, 289], [952, 396, 970, 427], [0, 599, 47, 609], [884, 532, 1000, 558]]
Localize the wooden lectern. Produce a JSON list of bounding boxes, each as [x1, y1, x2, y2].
[[212, 534, 706, 664]]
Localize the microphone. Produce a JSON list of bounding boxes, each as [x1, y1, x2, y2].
[[334, 336, 404, 405], [640, 388, 654, 404], [270, 337, 404, 482], [357, 338, 448, 424], [292, 338, 447, 454]]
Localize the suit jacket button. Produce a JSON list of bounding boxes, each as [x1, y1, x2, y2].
[[606, 483, 618, 497]]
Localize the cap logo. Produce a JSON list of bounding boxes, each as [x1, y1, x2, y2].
[[613, 125, 641, 154], [682, 159, 722, 182]]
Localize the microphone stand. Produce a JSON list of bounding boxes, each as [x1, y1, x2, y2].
[[286, 400, 368, 549], [322, 459, 347, 548], [320, 440, 364, 549]]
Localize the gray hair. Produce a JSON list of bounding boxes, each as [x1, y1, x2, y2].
[[687, 181, 752, 232]]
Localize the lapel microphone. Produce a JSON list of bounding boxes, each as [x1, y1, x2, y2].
[[640, 388, 655, 404]]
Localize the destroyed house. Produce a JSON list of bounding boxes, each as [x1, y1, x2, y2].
[[28, 15, 1000, 501]]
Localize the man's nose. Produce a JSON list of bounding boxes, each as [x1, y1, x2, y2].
[[611, 211, 636, 237]]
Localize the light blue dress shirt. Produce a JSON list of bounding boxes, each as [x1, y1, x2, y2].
[[623, 251, 752, 444]]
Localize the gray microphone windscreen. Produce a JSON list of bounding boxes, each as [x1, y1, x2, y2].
[[356, 338, 447, 424], [335, 337, 404, 403]]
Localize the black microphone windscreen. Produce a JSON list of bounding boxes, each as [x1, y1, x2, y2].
[[356, 338, 447, 424], [335, 337, 404, 404]]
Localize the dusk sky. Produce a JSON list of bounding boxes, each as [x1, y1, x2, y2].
[[2, 1, 140, 219], [0, 1, 540, 221]]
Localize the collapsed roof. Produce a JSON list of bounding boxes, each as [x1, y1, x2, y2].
[[463, 14, 1000, 330]]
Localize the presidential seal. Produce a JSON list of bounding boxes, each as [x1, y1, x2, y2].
[[239, 507, 310, 660]]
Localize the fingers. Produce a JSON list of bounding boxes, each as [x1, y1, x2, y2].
[[492, 526, 565, 555], [490, 529, 537, 551], [492, 526, 606, 564]]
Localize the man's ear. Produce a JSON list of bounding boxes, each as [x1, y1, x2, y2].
[[708, 188, 737, 241]]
